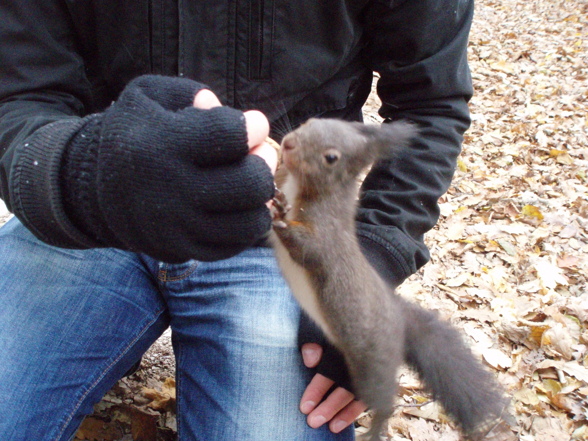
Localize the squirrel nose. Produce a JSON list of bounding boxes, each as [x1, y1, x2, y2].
[[282, 137, 296, 151]]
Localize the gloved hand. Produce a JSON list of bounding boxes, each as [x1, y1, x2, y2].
[[298, 313, 367, 433], [298, 312, 353, 392], [60, 74, 275, 263]]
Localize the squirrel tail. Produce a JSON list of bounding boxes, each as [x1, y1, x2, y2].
[[402, 300, 509, 438]]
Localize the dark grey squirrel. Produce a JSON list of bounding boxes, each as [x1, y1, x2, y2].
[[270, 118, 509, 441]]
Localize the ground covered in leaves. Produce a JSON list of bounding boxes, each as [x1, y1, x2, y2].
[[1, 0, 585, 439]]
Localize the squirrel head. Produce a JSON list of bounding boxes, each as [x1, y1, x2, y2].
[[280, 118, 417, 195]]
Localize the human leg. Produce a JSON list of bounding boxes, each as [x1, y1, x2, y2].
[[0, 218, 169, 441], [161, 247, 355, 441]]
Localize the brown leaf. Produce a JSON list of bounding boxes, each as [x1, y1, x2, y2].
[[514, 387, 540, 406], [75, 417, 121, 441], [128, 407, 159, 441], [142, 377, 176, 413], [529, 325, 550, 346]]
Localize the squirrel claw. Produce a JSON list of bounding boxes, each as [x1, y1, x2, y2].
[[271, 185, 291, 219], [272, 219, 288, 229]]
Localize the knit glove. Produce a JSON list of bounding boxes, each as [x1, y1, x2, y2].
[[298, 311, 354, 392], [60, 75, 274, 263]]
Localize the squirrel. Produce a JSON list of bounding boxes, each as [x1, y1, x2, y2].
[[270, 118, 509, 441]]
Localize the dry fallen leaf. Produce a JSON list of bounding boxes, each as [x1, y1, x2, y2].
[[142, 377, 176, 413], [521, 204, 544, 221], [75, 417, 121, 441], [541, 323, 575, 360], [557, 254, 581, 269], [534, 258, 569, 290], [514, 387, 540, 406], [483, 348, 513, 370], [489, 60, 517, 74]]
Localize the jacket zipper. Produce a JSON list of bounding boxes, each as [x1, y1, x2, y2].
[[148, 0, 154, 72], [249, 0, 272, 80]]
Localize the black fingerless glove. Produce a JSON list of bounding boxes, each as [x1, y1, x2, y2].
[[60, 75, 274, 263], [298, 311, 354, 392]]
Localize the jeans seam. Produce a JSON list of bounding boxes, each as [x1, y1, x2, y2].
[[53, 307, 167, 441], [175, 343, 184, 441]]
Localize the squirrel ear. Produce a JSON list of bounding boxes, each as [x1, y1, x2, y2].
[[355, 120, 418, 159]]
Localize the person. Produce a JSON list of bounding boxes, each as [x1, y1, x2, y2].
[[0, 0, 474, 440]]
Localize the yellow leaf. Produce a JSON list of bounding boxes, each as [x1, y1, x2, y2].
[[457, 158, 468, 172], [529, 325, 550, 346], [549, 149, 567, 157], [522, 204, 544, 221], [413, 394, 431, 404], [541, 379, 563, 395]]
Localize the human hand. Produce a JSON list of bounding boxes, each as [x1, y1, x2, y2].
[[61, 75, 275, 263], [193, 89, 278, 175], [300, 343, 367, 433]]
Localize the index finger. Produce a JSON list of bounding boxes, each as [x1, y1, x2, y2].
[[193, 89, 222, 109], [300, 373, 335, 415], [193, 90, 269, 150]]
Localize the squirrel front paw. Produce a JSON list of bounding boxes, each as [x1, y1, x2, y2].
[[271, 185, 290, 229]]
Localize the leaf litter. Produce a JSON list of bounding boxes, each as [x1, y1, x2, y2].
[[369, 0, 587, 439], [0, 0, 585, 439]]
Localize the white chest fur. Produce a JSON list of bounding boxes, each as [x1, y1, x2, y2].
[[271, 174, 334, 342]]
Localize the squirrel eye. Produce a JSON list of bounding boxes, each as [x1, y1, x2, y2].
[[323, 149, 341, 165]]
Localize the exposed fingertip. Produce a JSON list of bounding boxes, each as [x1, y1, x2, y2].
[[193, 89, 222, 109], [330, 419, 348, 433], [244, 110, 270, 148], [249, 142, 279, 175], [300, 400, 316, 414], [309, 414, 327, 429], [302, 346, 322, 368]]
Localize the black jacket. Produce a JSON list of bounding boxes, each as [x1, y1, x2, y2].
[[0, 0, 473, 286]]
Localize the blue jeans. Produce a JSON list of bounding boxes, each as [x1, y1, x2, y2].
[[0, 217, 354, 441]]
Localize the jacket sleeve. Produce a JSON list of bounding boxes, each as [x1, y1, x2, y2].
[[0, 1, 95, 246], [357, 0, 474, 286]]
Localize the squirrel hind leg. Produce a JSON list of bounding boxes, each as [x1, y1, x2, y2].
[[358, 410, 392, 441]]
